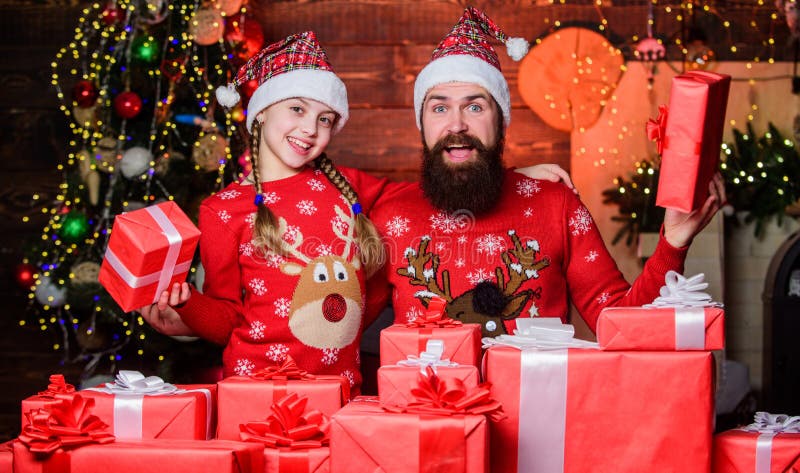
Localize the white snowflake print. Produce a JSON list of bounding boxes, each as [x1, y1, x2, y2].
[[263, 192, 280, 205], [239, 242, 254, 257], [454, 258, 466, 268], [282, 225, 301, 245], [457, 235, 467, 245], [297, 200, 318, 216], [435, 242, 447, 252], [246, 213, 256, 228], [315, 244, 333, 256], [466, 268, 493, 285], [307, 178, 325, 192], [342, 370, 356, 387], [321, 348, 340, 365], [249, 278, 268, 296], [405, 306, 423, 323], [516, 178, 542, 198], [596, 292, 610, 304], [218, 210, 232, 223], [264, 252, 286, 268], [585, 250, 599, 263], [429, 212, 467, 234], [216, 189, 242, 200], [249, 321, 265, 341], [273, 298, 291, 318], [266, 344, 289, 362], [385, 215, 410, 237], [476, 233, 505, 256], [523, 208, 534, 218], [234, 358, 255, 376], [569, 206, 593, 236]]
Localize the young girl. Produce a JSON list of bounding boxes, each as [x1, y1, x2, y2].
[[140, 31, 574, 392]]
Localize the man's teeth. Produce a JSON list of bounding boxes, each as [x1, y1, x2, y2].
[[288, 137, 310, 149]]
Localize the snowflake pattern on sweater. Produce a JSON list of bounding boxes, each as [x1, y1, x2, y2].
[[176, 166, 389, 391], [368, 169, 688, 338]]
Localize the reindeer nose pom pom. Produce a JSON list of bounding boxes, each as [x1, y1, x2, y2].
[[472, 281, 506, 316]]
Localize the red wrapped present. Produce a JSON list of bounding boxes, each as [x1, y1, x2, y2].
[[13, 439, 264, 473], [216, 358, 347, 441], [98, 200, 200, 312], [239, 393, 331, 473], [21, 375, 77, 429], [52, 371, 216, 440], [379, 323, 481, 368], [0, 441, 13, 473], [330, 395, 490, 472], [598, 271, 725, 351], [649, 71, 731, 212], [483, 345, 714, 472], [713, 413, 800, 473], [598, 306, 724, 350]]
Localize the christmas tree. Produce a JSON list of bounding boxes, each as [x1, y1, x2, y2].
[[19, 0, 264, 385], [602, 158, 665, 247]]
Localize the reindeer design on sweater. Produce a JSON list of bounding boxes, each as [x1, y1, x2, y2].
[[278, 203, 363, 350], [398, 230, 550, 337]]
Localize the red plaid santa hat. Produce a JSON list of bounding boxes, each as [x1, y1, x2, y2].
[[414, 7, 529, 129], [216, 31, 348, 134]]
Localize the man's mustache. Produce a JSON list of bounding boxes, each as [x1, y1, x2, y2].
[[431, 133, 487, 154]]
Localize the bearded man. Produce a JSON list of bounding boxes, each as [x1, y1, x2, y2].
[[367, 7, 724, 338]]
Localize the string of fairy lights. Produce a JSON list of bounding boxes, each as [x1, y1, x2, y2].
[[20, 0, 253, 380]]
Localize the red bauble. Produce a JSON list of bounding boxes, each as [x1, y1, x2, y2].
[[15, 263, 38, 290], [101, 3, 124, 25], [113, 91, 143, 119], [71, 80, 99, 108], [224, 15, 264, 62]]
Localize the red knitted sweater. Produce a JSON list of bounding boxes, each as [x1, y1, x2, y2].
[[368, 169, 688, 337], [176, 166, 388, 391]]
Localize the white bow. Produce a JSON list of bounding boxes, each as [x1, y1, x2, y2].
[[101, 370, 180, 395], [482, 318, 599, 350], [743, 411, 800, 433], [645, 271, 723, 308], [397, 339, 459, 373]]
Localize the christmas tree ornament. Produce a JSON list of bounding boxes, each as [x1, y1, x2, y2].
[[71, 261, 101, 285], [14, 263, 38, 289], [193, 133, 227, 171], [34, 276, 68, 307], [131, 35, 160, 64], [518, 27, 624, 132], [224, 14, 264, 63], [777, 0, 800, 37], [101, 2, 124, 26], [77, 149, 101, 205], [230, 105, 245, 123], [93, 136, 120, 172], [189, 7, 224, 46], [214, 0, 243, 16], [72, 105, 97, 129], [634, 1, 665, 89], [59, 211, 90, 243], [113, 91, 143, 119], [120, 146, 153, 178], [71, 80, 99, 108]]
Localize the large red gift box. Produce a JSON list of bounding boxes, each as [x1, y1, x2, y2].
[[377, 364, 479, 406], [329, 397, 488, 472], [99, 200, 200, 312], [263, 447, 329, 473], [653, 70, 731, 212], [713, 427, 800, 472], [13, 439, 264, 473], [216, 375, 347, 440], [72, 383, 215, 440], [597, 306, 724, 351], [379, 323, 482, 367], [0, 441, 12, 473], [483, 345, 714, 472]]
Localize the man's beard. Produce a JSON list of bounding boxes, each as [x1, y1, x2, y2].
[[420, 132, 505, 216]]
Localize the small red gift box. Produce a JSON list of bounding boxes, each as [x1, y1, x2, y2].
[[329, 398, 489, 472], [13, 439, 264, 473], [652, 71, 731, 212], [379, 323, 482, 367], [597, 306, 724, 351], [483, 345, 714, 472], [99, 200, 200, 312], [263, 447, 329, 473], [713, 422, 800, 472], [0, 441, 12, 473], [377, 364, 479, 406], [216, 375, 347, 441]]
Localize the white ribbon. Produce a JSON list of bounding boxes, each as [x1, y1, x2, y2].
[[674, 307, 707, 350], [396, 339, 459, 373], [741, 412, 800, 473], [645, 271, 722, 308], [105, 204, 188, 304], [482, 318, 599, 350], [103, 370, 180, 394]]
